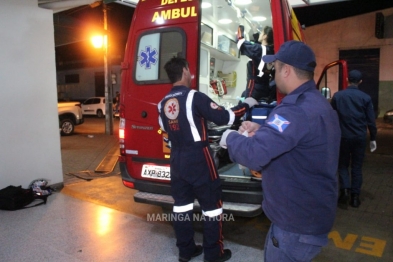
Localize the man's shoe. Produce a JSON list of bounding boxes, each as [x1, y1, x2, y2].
[[204, 249, 231, 262], [350, 194, 361, 208], [338, 189, 349, 204], [179, 245, 203, 262]]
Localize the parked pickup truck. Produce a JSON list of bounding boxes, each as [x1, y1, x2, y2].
[[58, 102, 84, 136]]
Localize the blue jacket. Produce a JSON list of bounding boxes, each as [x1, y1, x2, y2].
[[331, 85, 377, 141], [226, 80, 341, 235]]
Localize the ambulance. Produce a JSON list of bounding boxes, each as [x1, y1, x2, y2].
[[118, 0, 348, 217]]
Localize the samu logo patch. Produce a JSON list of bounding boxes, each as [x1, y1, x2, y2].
[[164, 98, 179, 120], [210, 102, 219, 109]]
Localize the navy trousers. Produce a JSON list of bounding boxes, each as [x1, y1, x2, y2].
[[338, 138, 366, 194], [264, 224, 327, 262], [171, 175, 223, 261]]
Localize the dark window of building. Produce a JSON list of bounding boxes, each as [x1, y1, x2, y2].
[[65, 74, 80, 84], [339, 48, 380, 117]]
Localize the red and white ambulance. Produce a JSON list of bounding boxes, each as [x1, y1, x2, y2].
[[118, 0, 348, 217]]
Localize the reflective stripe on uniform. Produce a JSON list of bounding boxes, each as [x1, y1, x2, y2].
[[158, 115, 165, 131], [227, 109, 235, 125], [186, 90, 201, 142], [173, 203, 194, 213], [157, 100, 165, 131], [202, 207, 223, 217]]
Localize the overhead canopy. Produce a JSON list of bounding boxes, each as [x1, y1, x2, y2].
[[289, 0, 348, 7], [38, 0, 137, 13], [39, 0, 349, 47], [40, 0, 393, 47], [38, 0, 344, 14]]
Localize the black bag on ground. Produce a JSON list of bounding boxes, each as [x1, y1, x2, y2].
[[0, 185, 45, 211]]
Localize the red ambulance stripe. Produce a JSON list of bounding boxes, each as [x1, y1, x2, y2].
[[218, 217, 224, 253], [248, 79, 255, 97], [232, 107, 246, 117], [200, 118, 207, 141], [203, 147, 218, 180]]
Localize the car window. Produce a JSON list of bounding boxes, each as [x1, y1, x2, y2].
[[135, 29, 185, 83]]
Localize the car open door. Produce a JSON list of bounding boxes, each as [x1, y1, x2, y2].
[[317, 60, 349, 100]]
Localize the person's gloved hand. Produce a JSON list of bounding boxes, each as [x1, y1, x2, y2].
[[219, 129, 236, 149], [370, 141, 377, 152], [244, 97, 258, 108]]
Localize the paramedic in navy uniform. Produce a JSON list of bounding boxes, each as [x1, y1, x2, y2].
[[220, 41, 341, 262], [237, 25, 275, 101], [158, 57, 258, 262], [331, 70, 377, 208]]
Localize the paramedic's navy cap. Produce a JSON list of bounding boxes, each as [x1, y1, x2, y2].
[[262, 40, 316, 72], [348, 70, 362, 83]]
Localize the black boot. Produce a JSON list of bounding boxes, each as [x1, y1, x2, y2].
[[338, 189, 349, 204], [350, 194, 361, 208], [179, 245, 203, 262], [204, 249, 231, 262]]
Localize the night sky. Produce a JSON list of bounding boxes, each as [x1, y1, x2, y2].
[[55, 3, 134, 70]]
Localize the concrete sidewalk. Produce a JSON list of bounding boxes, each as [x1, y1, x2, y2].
[[59, 119, 393, 261], [61, 133, 120, 185]]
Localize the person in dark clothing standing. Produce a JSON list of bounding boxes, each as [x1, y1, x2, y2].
[[237, 26, 275, 102], [158, 57, 257, 262], [220, 40, 341, 262], [331, 70, 377, 208]]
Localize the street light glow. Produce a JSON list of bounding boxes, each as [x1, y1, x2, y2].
[[91, 35, 104, 48], [90, 3, 113, 135]]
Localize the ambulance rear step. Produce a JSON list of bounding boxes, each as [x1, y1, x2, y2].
[[134, 192, 262, 217]]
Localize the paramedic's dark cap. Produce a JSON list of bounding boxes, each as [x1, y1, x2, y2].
[[348, 70, 362, 83], [262, 40, 316, 72]]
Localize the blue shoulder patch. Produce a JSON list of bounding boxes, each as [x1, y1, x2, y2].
[[267, 114, 291, 133]]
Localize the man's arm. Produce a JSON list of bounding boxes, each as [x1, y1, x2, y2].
[[157, 100, 166, 132], [237, 39, 263, 60], [193, 92, 257, 126], [226, 106, 309, 171], [366, 99, 377, 141]]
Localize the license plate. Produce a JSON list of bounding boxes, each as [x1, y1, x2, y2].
[[141, 164, 171, 180]]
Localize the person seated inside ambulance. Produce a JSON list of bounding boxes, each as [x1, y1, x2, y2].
[[237, 25, 275, 103]]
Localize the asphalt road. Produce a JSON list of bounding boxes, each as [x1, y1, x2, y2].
[[74, 115, 120, 135]]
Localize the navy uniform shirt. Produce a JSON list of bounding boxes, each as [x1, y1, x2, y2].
[[158, 86, 249, 149], [331, 85, 377, 141], [158, 86, 250, 185], [238, 40, 274, 86], [226, 80, 341, 235]]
